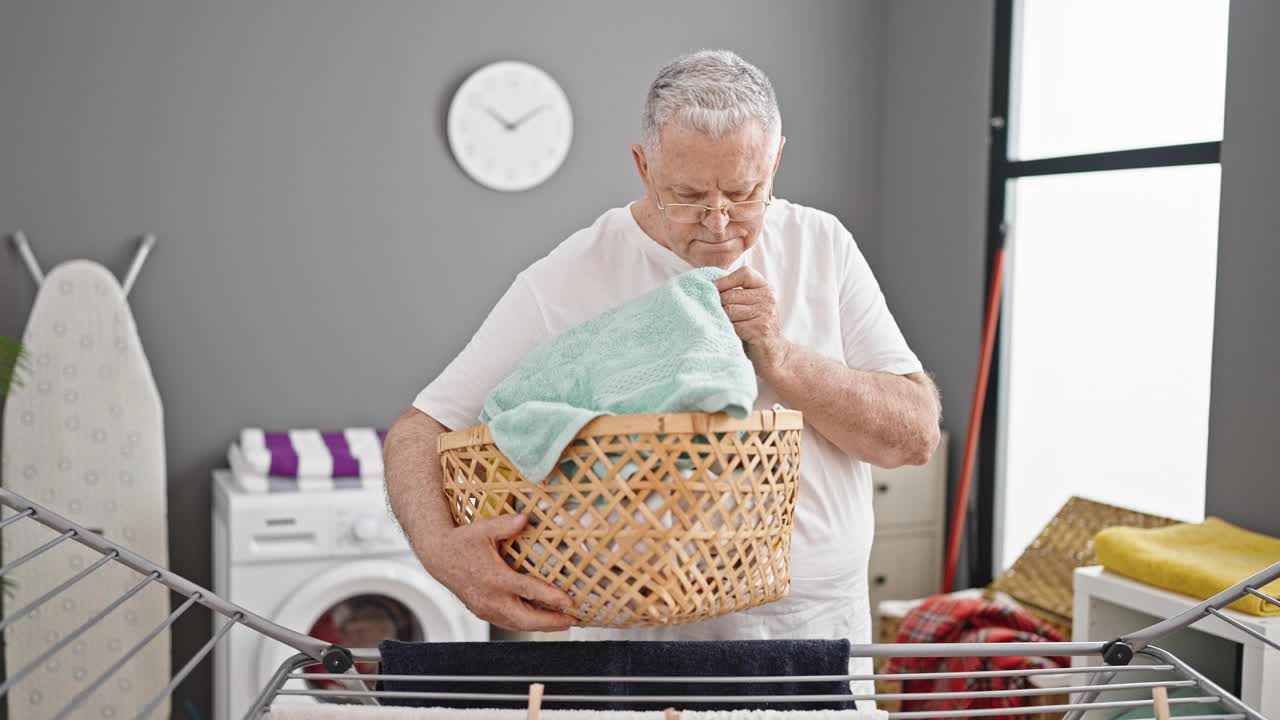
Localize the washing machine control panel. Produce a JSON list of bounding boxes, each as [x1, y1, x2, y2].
[[333, 507, 410, 555], [218, 472, 414, 563]]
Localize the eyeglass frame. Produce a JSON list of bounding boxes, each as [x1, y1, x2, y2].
[[652, 179, 776, 224]]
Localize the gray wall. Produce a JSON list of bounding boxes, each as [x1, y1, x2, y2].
[[878, 0, 1280, 561], [0, 1, 888, 714], [1205, 1, 1280, 538], [878, 0, 994, 584]]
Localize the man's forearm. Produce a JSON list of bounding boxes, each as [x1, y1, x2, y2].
[[383, 407, 577, 630], [383, 407, 456, 567], [764, 343, 940, 468]]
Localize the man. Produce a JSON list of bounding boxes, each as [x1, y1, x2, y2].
[[384, 49, 939, 692]]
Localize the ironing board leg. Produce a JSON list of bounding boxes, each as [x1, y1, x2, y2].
[[10, 230, 44, 285], [122, 233, 156, 297]]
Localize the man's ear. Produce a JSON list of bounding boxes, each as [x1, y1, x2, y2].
[[771, 136, 786, 177], [632, 143, 653, 192]]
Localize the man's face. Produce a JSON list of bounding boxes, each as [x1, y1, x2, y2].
[[636, 122, 782, 269]]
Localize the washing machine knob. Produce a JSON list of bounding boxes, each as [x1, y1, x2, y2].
[[352, 517, 380, 543]]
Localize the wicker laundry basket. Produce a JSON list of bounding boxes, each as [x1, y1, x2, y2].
[[439, 410, 803, 627]]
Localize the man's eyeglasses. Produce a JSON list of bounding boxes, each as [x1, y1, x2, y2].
[[655, 186, 774, 224]]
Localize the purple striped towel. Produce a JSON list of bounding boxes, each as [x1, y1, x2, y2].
[[238, 428, 387, 478]]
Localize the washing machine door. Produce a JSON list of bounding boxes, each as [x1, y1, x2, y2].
[[256, 558, 476, 706]]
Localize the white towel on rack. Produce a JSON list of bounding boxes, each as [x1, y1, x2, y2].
[[266, 706, 885, 719]]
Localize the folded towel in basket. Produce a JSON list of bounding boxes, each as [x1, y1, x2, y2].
[[376, 639, 854, 712], [238, 427, 387, 478], [480, 267, 758, 482], [1094, 516, 1280, 616]]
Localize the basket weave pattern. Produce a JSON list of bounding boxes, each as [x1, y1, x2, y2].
[[440, 411, 802, 627], [988, 495, 1179, 620]]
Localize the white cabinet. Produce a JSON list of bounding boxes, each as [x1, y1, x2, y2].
[[1074, 565, 1279, 717], [868, 432, 948, 619]]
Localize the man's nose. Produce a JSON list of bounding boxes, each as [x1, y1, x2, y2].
[[702, 207, 730, 234]]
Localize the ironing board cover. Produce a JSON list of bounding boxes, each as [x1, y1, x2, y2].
[[2, 260, 171, 718]]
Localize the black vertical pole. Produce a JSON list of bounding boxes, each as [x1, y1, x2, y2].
[[972, 0, 1014, 588]]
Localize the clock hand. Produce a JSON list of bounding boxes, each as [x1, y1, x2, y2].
[[511, 104, 550, 129], [484, 106, 515, 131]]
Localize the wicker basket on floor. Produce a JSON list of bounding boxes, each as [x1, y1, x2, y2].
[[988, 496, 1179, 622], [439, 410, 803, 628]]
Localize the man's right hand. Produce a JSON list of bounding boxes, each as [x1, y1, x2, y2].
[[383, 408, 575, 633], [423, 512, 578, 632]]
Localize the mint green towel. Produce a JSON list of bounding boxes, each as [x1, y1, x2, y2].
[[480, 267, 758, 482], [1106, 686, 1227, 719]]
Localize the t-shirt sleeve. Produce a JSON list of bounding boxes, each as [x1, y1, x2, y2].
[[412, 274, 549, 431], [836, 222, 924, 376]]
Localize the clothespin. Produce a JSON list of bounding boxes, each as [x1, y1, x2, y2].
[[527, 682, 545, 720], [1152, 686, 1172, 720], [664, 708, 682, 720]]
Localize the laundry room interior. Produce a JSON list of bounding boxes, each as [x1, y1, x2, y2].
[[1, 2, 1278, 719]]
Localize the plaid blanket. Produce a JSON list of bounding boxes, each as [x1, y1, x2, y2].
[[884, 595, 1067, 719]]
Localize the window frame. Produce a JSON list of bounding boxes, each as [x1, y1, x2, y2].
[[972, 0, 1224, 585]]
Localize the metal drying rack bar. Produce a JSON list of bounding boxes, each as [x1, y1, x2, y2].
[[1, 487, 1276, 719], [0, 489, 355, 719]]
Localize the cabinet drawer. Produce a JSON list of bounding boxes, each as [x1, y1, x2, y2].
[[870, 432, 947, 530], [868, 529, 942, 610]]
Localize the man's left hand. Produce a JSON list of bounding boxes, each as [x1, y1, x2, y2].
[[715, 267, 792, 376]]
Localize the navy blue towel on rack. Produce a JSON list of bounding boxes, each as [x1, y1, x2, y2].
[[376, 639, 855, 711]]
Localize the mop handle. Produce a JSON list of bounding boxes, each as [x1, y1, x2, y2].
[[942, 245, 1006, 593]]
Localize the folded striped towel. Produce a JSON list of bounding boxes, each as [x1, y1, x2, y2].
[[227, 443, 383, 493], [1094, 517, 1280, 616], [238, 428, 387, 479]]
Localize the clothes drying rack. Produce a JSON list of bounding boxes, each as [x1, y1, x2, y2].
[[1, 488, 1276, 720]]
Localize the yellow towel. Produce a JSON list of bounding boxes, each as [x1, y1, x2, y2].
[[1094, 517, 1280, 616]]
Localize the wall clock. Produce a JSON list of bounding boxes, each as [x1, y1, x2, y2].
[[447, 61, 573, 192]]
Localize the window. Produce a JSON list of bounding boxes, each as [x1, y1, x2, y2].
[[1012, 0, 1230, 160], [979, 0, 1231, 578]]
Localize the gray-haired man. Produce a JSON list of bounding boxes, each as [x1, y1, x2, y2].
[[384, 49, 940, 694]]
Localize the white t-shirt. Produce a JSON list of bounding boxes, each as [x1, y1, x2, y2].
[[414, 199, 922, 660]]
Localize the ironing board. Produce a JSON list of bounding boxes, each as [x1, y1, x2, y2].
[[2, 237, 170, 719]]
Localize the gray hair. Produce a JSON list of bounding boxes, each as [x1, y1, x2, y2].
[[641, 49, 781, 158]]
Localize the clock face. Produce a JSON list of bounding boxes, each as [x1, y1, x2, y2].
[[447, 61, 573, 192]]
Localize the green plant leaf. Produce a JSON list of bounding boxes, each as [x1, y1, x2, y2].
[[1, 336, 28, 599], [0, 335, 29, 396]]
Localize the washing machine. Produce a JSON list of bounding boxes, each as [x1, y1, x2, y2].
[[211, 467, 487, 720]]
